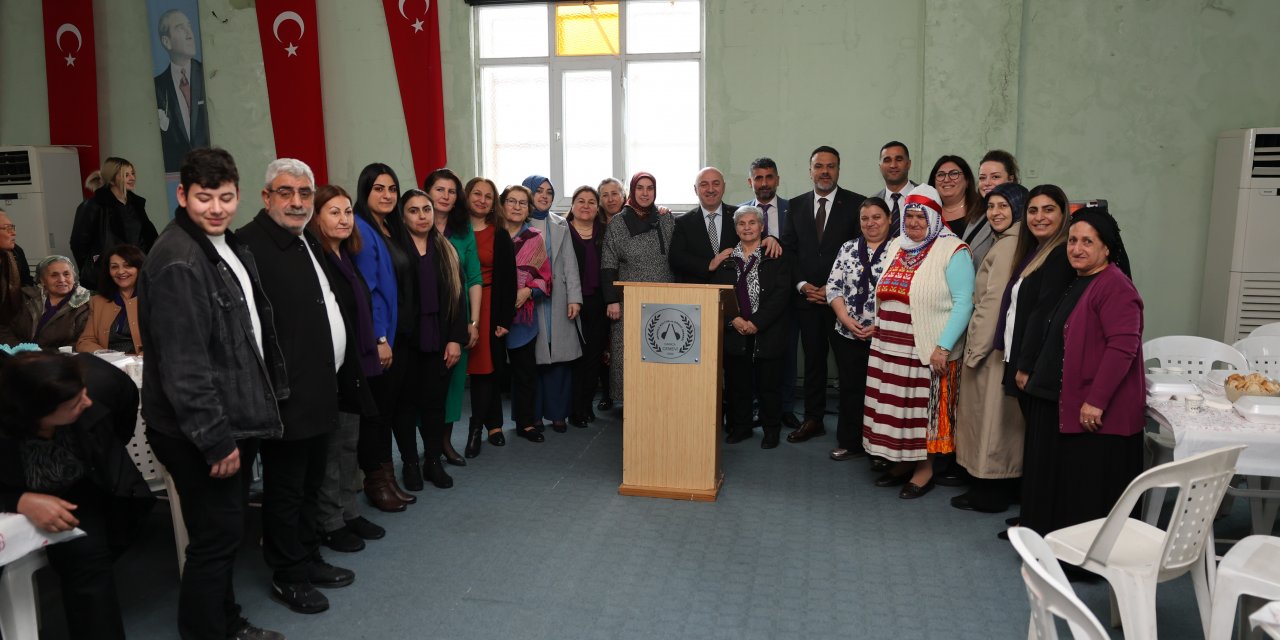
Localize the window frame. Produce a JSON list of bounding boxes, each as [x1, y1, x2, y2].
[[473, 1, 706, 210]]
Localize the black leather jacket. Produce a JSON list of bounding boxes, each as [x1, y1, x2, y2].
[[138, 211, 289, 465]]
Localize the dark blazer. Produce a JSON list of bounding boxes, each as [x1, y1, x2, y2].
[[317, 249, 378, 417], [1003, 243, 1074, 392], [713, 251, 794, 360], [668, 203, 740, 283], [70, 187, 158, 290], [238, 211, 341, 441], [153, 59, 211, 172], [738, 197, 790, 240], [875, 181, 917, 239], [780, 187, 866, 303], [486, 226, 517, 374]]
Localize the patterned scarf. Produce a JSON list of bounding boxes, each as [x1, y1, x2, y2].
[[512, 224, 551, 325], [730, 244, 762, 319]]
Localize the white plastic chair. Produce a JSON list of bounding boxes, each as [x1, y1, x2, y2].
[[1007, 527, 1110, 640], [1044, 445, 1245, 640], [1142, 336, 1248, 524], [1208, 535, 1280, 640], [0, 549, 47, 640], [1249, 322, 1280, 338], [126, 415, 190, 575]]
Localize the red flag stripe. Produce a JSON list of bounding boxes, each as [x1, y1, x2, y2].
[[381, 0, 448, 184], [42, 0, 99, 196], [254, 1, 329, 184]]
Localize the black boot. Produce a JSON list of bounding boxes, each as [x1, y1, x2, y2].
[[401, 459, 424, 492], [464, 421, 483, 459], [442, 423, 466, 467], [424, 457, 454, 489]]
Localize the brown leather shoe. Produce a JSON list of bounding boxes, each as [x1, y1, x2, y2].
[[786, 419, 827, 443], [381, 462, 417, 504], [363, 469, 407, 513]]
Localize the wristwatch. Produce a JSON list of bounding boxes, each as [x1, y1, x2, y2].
[[377, 336, 388, 345]]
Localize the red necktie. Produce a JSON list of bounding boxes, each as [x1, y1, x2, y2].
[[180, 69, 192, 123]]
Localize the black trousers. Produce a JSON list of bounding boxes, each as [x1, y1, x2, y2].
[[147, 429, 254, 640], [259, 433, 329, 583], [391, 348, 450, 463], [572, 293, 608, 418], [726, 349, 781, 433], [507, 339, 537, 427], [795, 301, 836, 422], [358, 338, 411, 472], [469, 373, 504, 428], [44, 482, 126, 640], [831, 333, 871, 452]]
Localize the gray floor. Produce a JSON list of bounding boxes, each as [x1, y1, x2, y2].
[[33, 405, 1257, 639]]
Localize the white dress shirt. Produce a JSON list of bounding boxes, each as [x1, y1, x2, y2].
[[168, 61, 193, 137]]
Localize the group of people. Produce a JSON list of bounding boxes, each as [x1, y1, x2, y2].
[[0, 139, 1149, 639]]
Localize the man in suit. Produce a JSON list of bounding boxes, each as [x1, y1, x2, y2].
[[779, 146, 865, 444], [238, 159, 354, 615], [154, 9, 210, 173], [739, 157, 800, 429], [875, 141, 916, 237], [669, 167, 740, 284]]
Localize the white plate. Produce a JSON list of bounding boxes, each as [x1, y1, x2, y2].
[[1234, 395, 1280, 424], [1146, 373, 1199, 396]]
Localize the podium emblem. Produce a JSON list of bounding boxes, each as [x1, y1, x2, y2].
[[640, 304, 700, 364]]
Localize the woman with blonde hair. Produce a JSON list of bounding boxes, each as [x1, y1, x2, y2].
[[70, 157, 157, 290]]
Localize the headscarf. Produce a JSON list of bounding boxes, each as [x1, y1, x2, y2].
[[1070, 206, 1132, 278], [898, 184, 952, 254], [625, 172, 658, 217], [521, 175, 555, 220], [986, 182, 1029, 229]]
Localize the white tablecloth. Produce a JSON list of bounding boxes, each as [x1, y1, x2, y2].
[[0, 513, 85, 568], [1251, 600, 1280, 639], [1147, 396, 1280, 478]]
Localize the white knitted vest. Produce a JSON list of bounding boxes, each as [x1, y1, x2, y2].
[[884, 235, 967, 365]]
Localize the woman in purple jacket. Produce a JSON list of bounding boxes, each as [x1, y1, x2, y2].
[[1018, 207, 1143, 535]]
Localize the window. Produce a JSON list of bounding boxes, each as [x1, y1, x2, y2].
[[475, 1, 703, 208]]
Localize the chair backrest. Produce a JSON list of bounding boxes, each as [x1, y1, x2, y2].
[[1250, 322, 1280, 338], [1008, 527, 1110, 640], [1085, 446, 1245, 577], [1144, 336, 1248, 375], [1231, 336, 1280, 376]]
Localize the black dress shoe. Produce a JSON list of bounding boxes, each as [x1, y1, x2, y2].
[[569, 414, 589, 428], [935, 467, 970, 487], [874, 471, 912, 487], [761, 427, 781, 449], [997, 528, 1011, 541], [465, 426, 483, 458], [401, 462, 424, 492], [597, 398, 614, 411], [1005, 516, 1021, 527], [950, 493, 1009, 514], [898, 480, 935, 500], [307, 557, 355, 588], [271, 581, 329, 614], [443, 450, 467, 467], [534, 422, 547, 433], [488, 430, 506, 446], [551, 421, 568, 433], [344, 516, 385, 540], [517, 427, 545, 443], [320, 526, 365, 553], [425, 458, 454, 489], [869, 456, 891, 473], [725, 429, 753, 444], [229, 618, 285, 640], [829, 448, 867, 461]]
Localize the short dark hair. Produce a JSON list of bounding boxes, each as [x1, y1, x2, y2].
[[748, 157, 777, 174], [0, 351, 85, 438], [310, 184, 363, 256], [810, 146, 840, 164], [180, 147, 239, 192], [880, 141, 910, 158], [860, 196, 891, 217], [980, 149, 1021, 183], [96, 244, 145, 300]]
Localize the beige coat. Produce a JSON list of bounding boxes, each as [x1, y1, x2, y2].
[[76, 294, 142, 354], [955, 221, 1024, 478]]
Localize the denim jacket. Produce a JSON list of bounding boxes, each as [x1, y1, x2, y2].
[[139, 211, 289, 464]]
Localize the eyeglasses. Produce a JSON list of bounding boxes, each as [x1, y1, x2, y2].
[[934, 170, 963, 182], [505, 200, 528, 208], [0, 224, 14, 233], [270, 187, 315, 200]]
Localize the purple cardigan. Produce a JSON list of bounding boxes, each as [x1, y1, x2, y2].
[[1059, 264, 1146, 436]]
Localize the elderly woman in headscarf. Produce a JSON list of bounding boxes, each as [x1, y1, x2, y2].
[[713, 205, 793, 449], [1018, 207, 1144, 534], [863, 185, 975, 499], [600, 171, 675, 404], [521, 175, 583, 433], [952, 183, 1029, 514], [1, 255, 91, 349]]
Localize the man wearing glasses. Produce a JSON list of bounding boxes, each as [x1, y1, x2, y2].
[[238, 159, 354, 615]]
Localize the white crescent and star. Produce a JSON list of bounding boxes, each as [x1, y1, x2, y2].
[[272, 11, 305, 57], [398, 0, 430, 33], [55, 23, 82, 66]]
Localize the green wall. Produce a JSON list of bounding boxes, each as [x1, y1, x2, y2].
[[3, 0, 1278, 339]]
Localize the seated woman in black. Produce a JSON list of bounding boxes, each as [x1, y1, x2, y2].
[[0, 351, 154, 640]]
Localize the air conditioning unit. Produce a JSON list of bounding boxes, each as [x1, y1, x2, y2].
[[1199, 128, 1280, 342], [0, 146, 83, 279]]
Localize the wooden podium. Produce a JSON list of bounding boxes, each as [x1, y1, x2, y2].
[[615, 282, 735, 501]]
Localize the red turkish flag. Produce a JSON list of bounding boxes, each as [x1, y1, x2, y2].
[[42, 0, 99, 195], [254, 0, 329, 184], [381, 0, 448, 185]]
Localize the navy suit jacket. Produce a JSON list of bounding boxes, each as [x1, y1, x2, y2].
[[780, 187, 865, 302], [738, 197, 789, 240], [668, 203, 740, 283]]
